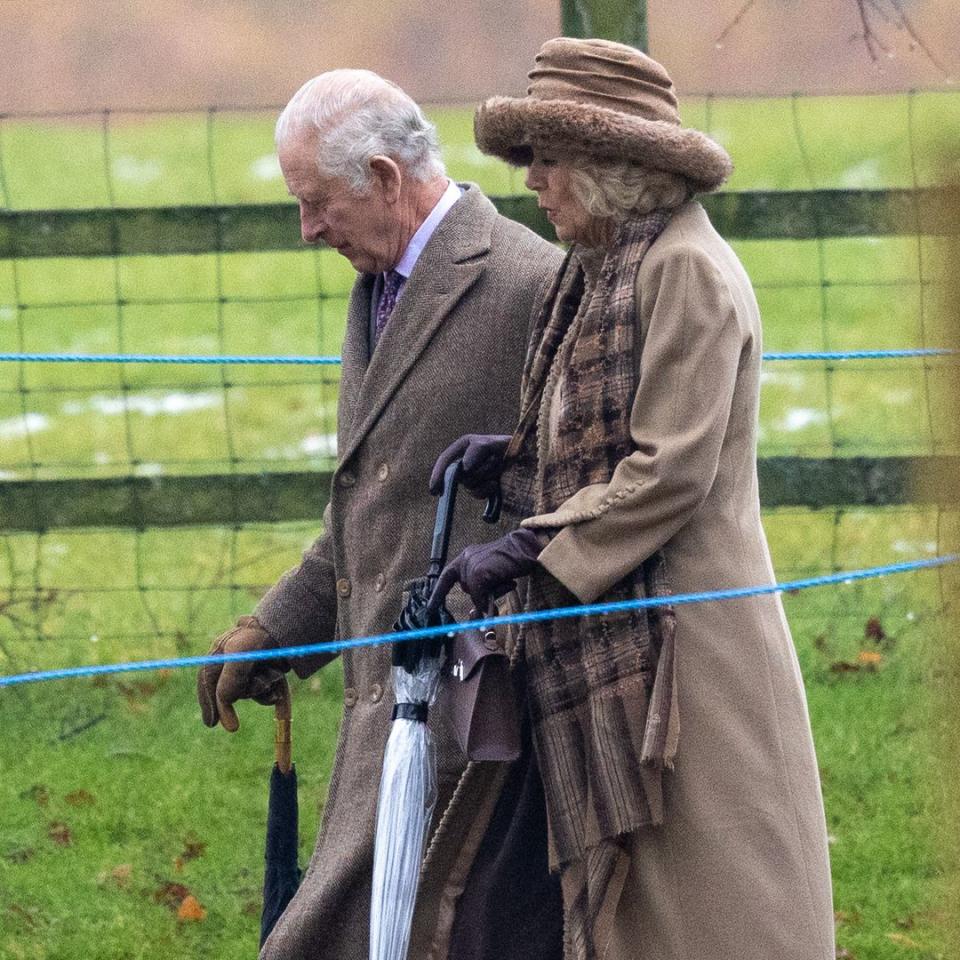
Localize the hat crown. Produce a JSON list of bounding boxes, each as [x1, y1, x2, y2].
[[527, 37, 679, 126]]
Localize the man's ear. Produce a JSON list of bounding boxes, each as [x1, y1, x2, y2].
[[368, 156, 402, 203]]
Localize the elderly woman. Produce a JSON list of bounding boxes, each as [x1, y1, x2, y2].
[[429, 38, 835, 960]]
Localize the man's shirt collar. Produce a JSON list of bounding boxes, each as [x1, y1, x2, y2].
[[392, 179, 462, 280]]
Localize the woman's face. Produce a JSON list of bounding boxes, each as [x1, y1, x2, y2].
[[525, 155, 599, 245]]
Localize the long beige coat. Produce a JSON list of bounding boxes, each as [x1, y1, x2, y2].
[[522, 202, 835, 959], [256, 185, 563, 960]]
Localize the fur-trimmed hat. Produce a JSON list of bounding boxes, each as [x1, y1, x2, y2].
[[475, 37, 732, 193]]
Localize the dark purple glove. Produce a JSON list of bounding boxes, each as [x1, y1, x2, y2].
[[427, 528, 544, 614], [429, 434, 511, 497]]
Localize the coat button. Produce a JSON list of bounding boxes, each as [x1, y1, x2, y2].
[[337, 578, 352, 597], [344, 687, 358, 707], [377, 463, 389, 481], [338, 470, 355, 487], [482, 629, 500, 652], [370, 682, 384, 704], [374, 573, 386, 592]]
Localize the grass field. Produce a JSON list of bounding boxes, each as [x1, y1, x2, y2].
[[1, 92, 959, 958]]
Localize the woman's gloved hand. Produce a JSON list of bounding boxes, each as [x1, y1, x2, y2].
[[427, 528, 544, 614], [197, 616, 289, 732], [429, 434, 512, 497]]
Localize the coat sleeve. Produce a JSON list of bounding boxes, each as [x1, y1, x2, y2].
[[254, 501, 340, 678], [523, 242, 745, 604]]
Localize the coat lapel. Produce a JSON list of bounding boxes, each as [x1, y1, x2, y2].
[[338, 186, 495, 467], [337, 273, 374, 447]]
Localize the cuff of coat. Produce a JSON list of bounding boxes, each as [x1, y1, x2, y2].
[[536, 526, 609, 605], [254, 578, 339, 679]]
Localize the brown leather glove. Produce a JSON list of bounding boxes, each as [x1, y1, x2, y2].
[[197, 616, 289, 732]]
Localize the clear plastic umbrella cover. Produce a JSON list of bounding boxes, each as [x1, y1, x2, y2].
[[370, 461, 481, 960], [369, 649, 445, 960]]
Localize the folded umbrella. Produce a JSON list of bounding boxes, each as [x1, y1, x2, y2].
[[260, 677, 301, 948], [369, 460, 473, 960]]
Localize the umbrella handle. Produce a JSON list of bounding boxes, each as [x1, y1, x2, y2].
[[274, 676, 292, 774]]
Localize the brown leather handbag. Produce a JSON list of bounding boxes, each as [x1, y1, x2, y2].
[[439, 612, 521, 762], [426, 461, 521, 762]]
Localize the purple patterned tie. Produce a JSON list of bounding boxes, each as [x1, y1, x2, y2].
[[375, 269, 405, 340]]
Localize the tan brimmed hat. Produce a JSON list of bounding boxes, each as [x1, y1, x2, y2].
[[474, 37, 732, 193]]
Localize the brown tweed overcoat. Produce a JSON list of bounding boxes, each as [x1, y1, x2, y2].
[[255, 184, 563, 960], [522, 201, 835, 959]]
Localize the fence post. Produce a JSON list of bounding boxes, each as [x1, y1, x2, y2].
[[560, 0, 648, 51]]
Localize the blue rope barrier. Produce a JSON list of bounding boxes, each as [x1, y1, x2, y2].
[[1, 554, 953, 690], [763, 349, 954, 361], [0, 349, 955, 365], [0, 353, 342, 365]]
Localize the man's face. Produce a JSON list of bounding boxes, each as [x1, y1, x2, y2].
[[278, 132, 400, 274]]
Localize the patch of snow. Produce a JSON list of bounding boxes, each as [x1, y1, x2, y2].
[[781, 408, 827, 432], [300, 433, 337, 456], [838, 158, 882, 189], [760, 369, 806, 389], [62, 392, 221, 417], [112, 155, 163, 185], [250, 154, 282, 181], [0, 412, 50, 438]]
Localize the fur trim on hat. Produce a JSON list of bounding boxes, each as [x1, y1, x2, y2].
[[475, 95, 732, 194]]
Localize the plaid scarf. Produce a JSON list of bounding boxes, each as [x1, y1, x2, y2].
[[501, 212, 679, 960]]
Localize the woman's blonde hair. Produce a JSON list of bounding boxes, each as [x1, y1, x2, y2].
[[568, 159, 690, 220]]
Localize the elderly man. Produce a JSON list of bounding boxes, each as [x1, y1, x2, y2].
[[196, 70, 563, 960]]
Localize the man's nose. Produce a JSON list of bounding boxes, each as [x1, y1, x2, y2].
[[299, 201, 325, 244], [524, 164, 542, 191]]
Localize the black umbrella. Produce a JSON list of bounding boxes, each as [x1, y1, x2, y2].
[[260, 676, 300, 948]]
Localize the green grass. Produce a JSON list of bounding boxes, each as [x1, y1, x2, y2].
[[0, 663, 342, 960], [0, 578, 953, 959], [1, 92, 959, 956]]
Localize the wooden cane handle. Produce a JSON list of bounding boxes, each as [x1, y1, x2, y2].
[[274, 676, 292, 774]]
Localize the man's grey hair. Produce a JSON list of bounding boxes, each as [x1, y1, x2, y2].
[[276, 69, 445, 192], [569, 159, 690, 220]]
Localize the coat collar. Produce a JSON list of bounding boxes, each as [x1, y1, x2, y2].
[[337, 184, 496, 467]]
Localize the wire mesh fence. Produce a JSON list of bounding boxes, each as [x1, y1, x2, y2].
[[1, 91, 958, 663]]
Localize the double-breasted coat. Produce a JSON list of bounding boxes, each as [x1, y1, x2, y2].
[[520, 201, 835, 959], [255, 184, 563, 960]]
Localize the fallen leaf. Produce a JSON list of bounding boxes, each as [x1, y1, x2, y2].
[[895, 916, 915, 929], [174, 835, 206, 872], [813, 633, 828, 651], [887, 931, 921, 949], [153, 881, 191, 910], [177, 895, 207, 922], [6, 904, 39, 930], [864, 616, 886, 642], [116, 673, 171, 704], [65, 789, 96, 807], [834, 910, 862, 925], [830, 661, 860, 673], [20, 785, 50, 807], [96, 863, 133, 887], [47, 821, 72, 847], [835, 947, 855, 959], [242, 899, 261, 917], [856, 650, 883, 669], [4, 847, 36, 864]]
